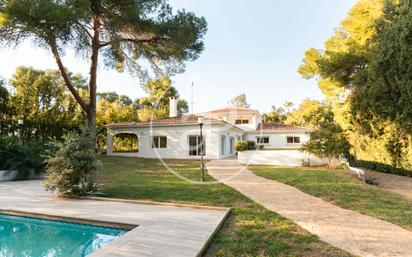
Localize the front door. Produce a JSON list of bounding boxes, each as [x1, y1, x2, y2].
[[189, 136, 205, 156]]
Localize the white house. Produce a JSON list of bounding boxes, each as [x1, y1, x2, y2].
[[106, 98, 312, 159]]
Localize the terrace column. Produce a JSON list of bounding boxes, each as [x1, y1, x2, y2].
[[107, 131, 113, 155]]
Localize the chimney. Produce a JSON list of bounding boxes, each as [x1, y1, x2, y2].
[[169, 97, 178, 117]]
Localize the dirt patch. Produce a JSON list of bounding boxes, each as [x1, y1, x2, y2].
[[365, 170, 412, 201]]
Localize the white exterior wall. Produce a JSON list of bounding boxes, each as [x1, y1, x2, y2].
[[238, 150, 325, 166], [245, 132, 310, 149], [107, 124, 243, 159]]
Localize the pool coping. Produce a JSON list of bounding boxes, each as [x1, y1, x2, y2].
[[0, 187, 232, 257], [0, 209, 137, 230], [83, 196, 230, 211]]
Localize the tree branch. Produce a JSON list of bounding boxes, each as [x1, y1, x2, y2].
[[99, 36, 162, 48], [49, 42, 89, 113]]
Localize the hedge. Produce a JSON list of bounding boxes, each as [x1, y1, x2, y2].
[[350, 158, 412, 177]]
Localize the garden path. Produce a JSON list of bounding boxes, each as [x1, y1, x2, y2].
[[207, 159, 412, 257]]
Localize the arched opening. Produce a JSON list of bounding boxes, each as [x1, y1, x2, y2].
[[112, 133, 139, 153]]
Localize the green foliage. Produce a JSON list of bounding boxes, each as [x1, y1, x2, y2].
[[235, 140, 256, 152], [43, 130, 98, 197], [286, 99, 333, 128], [229, 94, 250, 108], [235, 141, 248, 152], [0, 136, 46, 179], [364, 174, 378, 185], [0, 0, 207, 76], [354, 0, 412, 131], [262, 105, 286, 123], [298, 0, 412, 174], [4, 66, 84, 141], [303, 120, 350, 167], [301, 158, 311, 167], [138, 76, 188, 121]]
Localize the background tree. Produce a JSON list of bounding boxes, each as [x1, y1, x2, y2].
[[262, 106, 286, 123], [138, 76, 188, 121], [286, 99, 332, 128], [8, 66, 84, 141], [0, 78, 10, 135], [283, 101, 294, 113], [298, 0, 412, 172], [0, 0, 207, 148], [229, 93, 251, 108]]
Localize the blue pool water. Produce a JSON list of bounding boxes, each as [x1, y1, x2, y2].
[[0, 213, 128, 257]]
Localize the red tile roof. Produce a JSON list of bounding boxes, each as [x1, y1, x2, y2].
[[255, 123, 312, 132], [202, 107, 260, 115], [106, 114, 228, 128]]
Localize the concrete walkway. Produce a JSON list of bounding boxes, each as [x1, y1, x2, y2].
[[207, 159, 412, 257], [0, 180, 229, 257]]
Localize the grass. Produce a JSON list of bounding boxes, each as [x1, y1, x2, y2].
[[251, 166, 412, 231], [98, 156, 350, 257]]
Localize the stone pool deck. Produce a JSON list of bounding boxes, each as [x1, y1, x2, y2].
[[0, 180, 229, 257]]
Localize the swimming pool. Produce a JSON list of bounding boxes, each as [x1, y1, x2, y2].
[[0, 213, 128, 257]]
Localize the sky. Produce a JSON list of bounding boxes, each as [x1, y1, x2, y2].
[[0, 0, 357, 113]]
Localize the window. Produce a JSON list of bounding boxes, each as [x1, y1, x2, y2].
[[235, 119, 249, 124], [287, 136, 300, 144], [152, 136, 167, 148], [189, 136, 205, 156], [256, 137, 269, 144]]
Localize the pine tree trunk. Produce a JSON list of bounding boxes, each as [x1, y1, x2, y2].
[[87, 12, 101, 151]]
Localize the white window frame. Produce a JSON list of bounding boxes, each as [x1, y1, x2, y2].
[[256, 136, 270, 144], [286, 136, 301, 144], [152, 136, 167, 148]]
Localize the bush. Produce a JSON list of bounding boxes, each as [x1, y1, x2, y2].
[[235, 140, 257, 152], [247, 141, 257, 150], [301, 158, 311, 167], [43, 130, 98, 197], [302, 123, 350, 167], [0, 136, 46, 180]]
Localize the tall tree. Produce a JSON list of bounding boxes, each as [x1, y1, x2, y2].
[[8, 66, 84, 140], [138, 76, 188, 121], [229, 93, 250, 108], [0, 0, 207, 148]]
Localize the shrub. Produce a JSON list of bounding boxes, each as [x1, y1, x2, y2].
[[235, 141, 248, 152], [364, 174, 378, 185], [247, 141, 257, 150], [43, 130, 98, 197], [302, 123, 350, 167], [301, 158, 311, 167], [0, 136, 46, 180], [236, 140, 257, 152]]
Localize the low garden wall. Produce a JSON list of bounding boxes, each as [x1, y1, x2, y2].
[[0, 170, 43, 182], [238, 150, 326, 166]]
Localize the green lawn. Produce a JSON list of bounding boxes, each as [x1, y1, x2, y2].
[[98, 156, 350, 257], [251, 166, 412, 231]]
